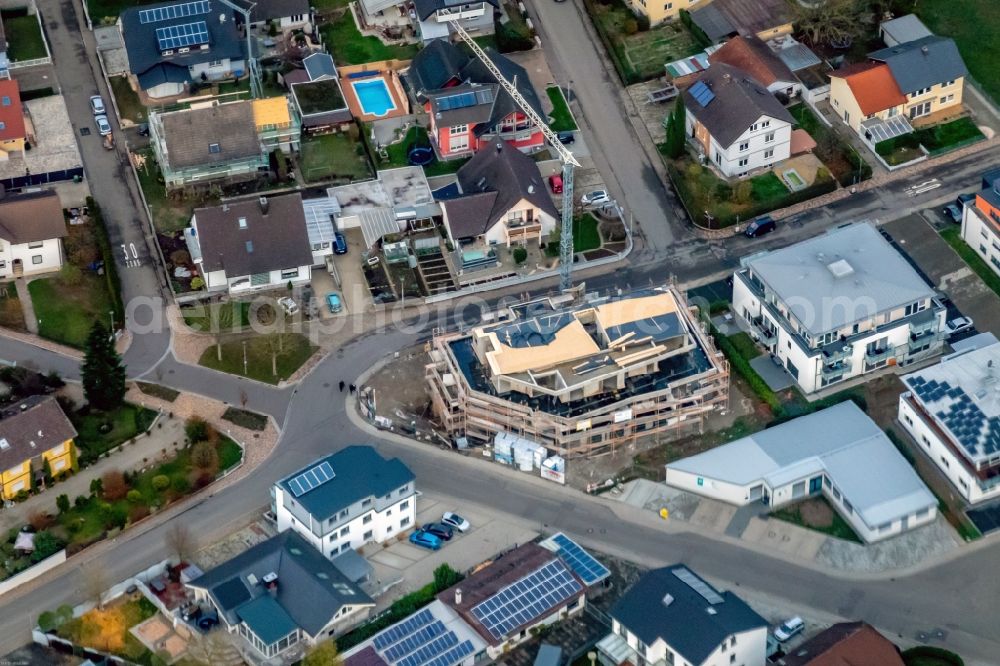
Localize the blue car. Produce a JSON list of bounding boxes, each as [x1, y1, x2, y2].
[[409, 529, 442, 551], [326, 292, 343, 314], [333, 232, 348, 254]]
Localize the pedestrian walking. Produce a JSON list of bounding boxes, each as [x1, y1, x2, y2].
[[338, 380, 345, 392], [349, 384, 356, 394]]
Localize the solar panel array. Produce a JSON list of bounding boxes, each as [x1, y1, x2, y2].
[[689, 80, 716, 107], [550, 534, 610, 585], [286, 460, 336, 498], [371, 608, 475, 666], [908, 376, 1000, 459], [471, 560, 582, 640], [436, 89, 493, 112], [155, 21, 210, 51], [672, 566, 724, 605], [139, 0, 211, 24]]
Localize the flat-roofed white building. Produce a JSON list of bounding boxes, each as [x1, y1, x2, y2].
[[666, 401, 937, 542], [898, 340, 1000, 504], [732, 223, 947, 394]]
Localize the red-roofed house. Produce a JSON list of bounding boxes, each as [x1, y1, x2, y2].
[[0, 79, 27, 160], [777, 621, 904, 666], [829, 62, 908, 133], [708, 36, 800, 98]]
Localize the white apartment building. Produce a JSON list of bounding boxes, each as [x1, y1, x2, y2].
[[899, 340, 1000, 504], [272, 446, 416, 560], [598, 565, 768, 666], [960, 169, 1000, 277], [732, 223, 947, 394], [683, 63, 794, 179]]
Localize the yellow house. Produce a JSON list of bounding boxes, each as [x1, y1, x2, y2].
[[868, 36, 967, 123], [829, 62, 909, 133], [624, 0, 696, 27], [0, 395, 78, 500], [0, 79, 27, 161]]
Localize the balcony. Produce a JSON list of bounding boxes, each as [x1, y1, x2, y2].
[[865, 346, 894, 365], [821, 360, 852, 380], [749, 315, 776, 346], [821, 341, 853, 363]]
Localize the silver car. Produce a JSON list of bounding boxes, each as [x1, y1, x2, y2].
[[95, 115, 112, 136], [90, 95, 106, 115]]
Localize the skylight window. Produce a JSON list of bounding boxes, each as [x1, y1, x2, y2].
[[209, 143, 221, 154]]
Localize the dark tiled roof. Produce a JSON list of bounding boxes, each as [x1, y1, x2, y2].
[[0, 396, 77, 473], [412, 0, 497, 21], [345, 645, 390, 666], [408, 39, 469, 92], [232, 0, 310, 22], [690, 3, 736, 42], [303, 52, 337, 81], [188, 531, 374, 638], [682, 62, 795, 148], [692, 0, 791, 40], [868, 35, 968, 94], [0, 190, 68, 245], [779, 622, 904, 666], [277, 446, 415, 522], [447, 140, 557, 239], [160, 101, 260, 169], [120, 0, 245, 85], [193, 192, 313, 276], [610, 565, 767, 665], [708, 36, 795, 87]]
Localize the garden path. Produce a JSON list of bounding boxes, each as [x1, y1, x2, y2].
[[14, 279, 38, 335]]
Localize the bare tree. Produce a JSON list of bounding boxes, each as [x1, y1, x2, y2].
[[186, 630, 239, 663], [164, 522, 197, 563], [81, 565, 109, 610], [795, 0, 864, 47]]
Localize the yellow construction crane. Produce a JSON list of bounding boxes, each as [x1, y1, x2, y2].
[[448, 20, 581, 292]]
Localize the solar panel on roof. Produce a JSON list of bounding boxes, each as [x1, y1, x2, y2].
[[672, 566, 724, 605], [471, 560, 582, 641], [155, 21, 210, 51], [383, 621, 447, 661], [689, 80, 715, 107], [139, 0, 211, 24], [373, 608, 434, 651], [397, 633, 459, 666], [550, 533, 610, 586], [423, 640, 475, 666], [437, 91, 479, 111], [286, 460, 336, 498]]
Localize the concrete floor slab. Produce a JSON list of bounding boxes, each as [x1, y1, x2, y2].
[[815, 517, 959, 573], [688, 499, 736, 534], [750, 354, 794, 391], [741, 516, 826, 561]]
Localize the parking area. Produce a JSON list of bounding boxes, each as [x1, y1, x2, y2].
[[324, 227, 371, 316], [361, 492, 539, 610], [882, 214, 1000, 335]]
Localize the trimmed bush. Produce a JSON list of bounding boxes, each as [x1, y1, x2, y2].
[[901, 646, 964, 666], [127, 489, 143, 503], [513, 247, 528, 264], [152, 475, 170, 491]]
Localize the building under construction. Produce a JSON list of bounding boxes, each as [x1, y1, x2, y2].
[[426, 286, 730, 458]]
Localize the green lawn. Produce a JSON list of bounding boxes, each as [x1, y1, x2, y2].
[[218, 437, 243, 470], [941, 226, 1000, 298], [583, 0, 701, 83], [749, 172, 789, 202], [918, 0, 1000, 104], [573, 214, 601, 252], [875, 136, 925, 165], [788, 104, 871, 186], [914, 117, 985, 154], [182, 301, 251, 332], [300, 132, 374, 183], [312, 0, 352, 9], [2, 14, 47, 61], [380, 126, 469, 177], [770, 497, 863, 543], [28, 275, 114, 349], [728, 332, 760, 361], [546, 86, 577, 132], [217, 77, 252, 98], [320, 11, 419, 65], [86, 0, 159, 22], [108, 75, 146, 124], [72, 403, 158, 460], [199, 334, 317, 384]]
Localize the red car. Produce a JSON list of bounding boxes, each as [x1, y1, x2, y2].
[[548, 174, 563, 193]]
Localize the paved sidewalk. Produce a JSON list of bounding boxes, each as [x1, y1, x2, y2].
[[14, 279, 38, 335]]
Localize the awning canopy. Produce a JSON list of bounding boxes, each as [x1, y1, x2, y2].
[[861, 114, 914, 144]]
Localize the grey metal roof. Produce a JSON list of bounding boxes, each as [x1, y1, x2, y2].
[[610, 565, 767, 664], [304, 52, 337, 81], [868, 36, 967, 94], [188, 531, 374, 638], [689, 3, 736, 42], [741, 223, 934, 336], [276, 446, 415, 522], [332, 549, 373, 584], [903, 342, 1000, 466], [775, 42, 821, 72], [682, 63, 794, 149], [667, 402, 937, 528], [120, 0, 244, 86], [879, 14, 932, 46], [302, 194, 340, 246]]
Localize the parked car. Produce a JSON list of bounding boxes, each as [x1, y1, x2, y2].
[[549, 174, 563, 194], [442, 512, 470, 532], [946, 316, 973, 335], [744, 215, 776, 238], [408, 529, 442, 551], [581, 190, 610, 207], [943, 204, 962, 223], [333, 232, 348, 255], [326, 292, 343, 314], [423, 522, 454, 541], [89, 95, 106, 115], [557, 130, 575, 144], [94, 114, 112, 136], [277, 296, 299, 316], [774, 617, 805, 642]]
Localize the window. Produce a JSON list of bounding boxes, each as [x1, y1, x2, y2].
[[715, 152, 722, 165], [0, 122, 5, 130], [363, 513, 373, 524], [730, 655, 736, 664], [940, 94, 955, 104], [363, 530, 373, 540], [361, 498, 372, 508], [208, 143, 221, 154], [281, 268, 299, 279], [763, 149, 774, 159], [738, 158, 748, 167], [339, 509, 348, 520], [0, 96, 8, 106], [940, 456, 950, 469], [397, 486, 408, 495], [731, 636, 736, 647], [340, 526, 349, 537], [400, 517, 410, 528], [739, 141, 749, 152], [209, 59, 223, 67], [238, 217, 247, 229], [328, 533, 336, 542], [32, 255, 43, 265], [638, 641, 648, 656], [904, 414, 913, 425], [27, 241, 44, 249], [749, 123, 759, 132], [842, 499, 853, 514], [921, 436, 930, 448], [450, 124, 468, 134], [764, 132, 774, 143], [761, 120, 770, 128], [400, 500, 409, 510]]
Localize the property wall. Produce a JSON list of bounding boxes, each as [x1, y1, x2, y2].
[[711, 115, 791, 178], [898, 393, 1000, 504], [311, 603, 375, 641], [0, 238, 63, 278], [0, 549, 67, 596], [961, 201, 1000, 277]]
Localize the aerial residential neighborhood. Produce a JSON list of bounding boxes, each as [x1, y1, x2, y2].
[[0, 0, 999, 665]]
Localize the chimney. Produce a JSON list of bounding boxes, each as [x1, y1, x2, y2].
[[20, 404, 27, 412], [921, 45, 929, 54], [219, 11, 226, 23], [528, 184, 534, 194], [455, 588, 463, 605], [259, 196, 269, 214]]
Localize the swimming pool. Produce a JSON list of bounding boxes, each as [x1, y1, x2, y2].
[[353, 78, 396, 117]]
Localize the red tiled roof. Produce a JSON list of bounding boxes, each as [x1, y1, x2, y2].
[[0, 79, 26, 143], [778, 622, 905, 666], [830, 62, 907, 116], [708, 36, 794, 87]]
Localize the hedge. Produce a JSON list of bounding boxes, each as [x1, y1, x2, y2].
[[901, 645, 964, 666], [708, 322, 780, 411], [86, 197, 125, 327]]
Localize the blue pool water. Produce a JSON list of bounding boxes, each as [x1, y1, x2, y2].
[[353, 79, 395, 117]]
